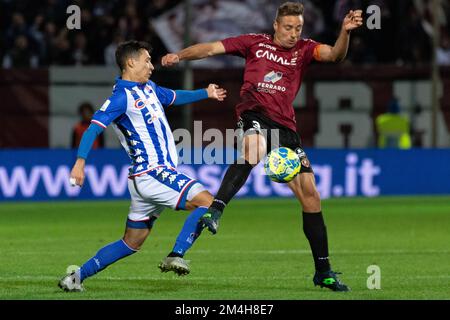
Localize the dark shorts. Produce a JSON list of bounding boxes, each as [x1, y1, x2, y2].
[[237, 110, 313, 174]]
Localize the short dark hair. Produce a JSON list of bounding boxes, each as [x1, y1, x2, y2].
[[115, 40, 152, 72], [78, 102, 94, 115], [276, 2, 304, 21]]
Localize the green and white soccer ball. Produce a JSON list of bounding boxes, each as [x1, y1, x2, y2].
[[264, 147, 301, 183]]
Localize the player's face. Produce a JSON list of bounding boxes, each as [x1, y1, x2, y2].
[[273, 15, 303, 49], [132, 49, 154, 82]]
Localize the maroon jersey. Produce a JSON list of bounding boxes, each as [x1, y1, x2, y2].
[[221, 33, 320, 132]]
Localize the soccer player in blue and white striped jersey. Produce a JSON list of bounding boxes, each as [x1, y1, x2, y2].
[[59, 40, 226, 292]]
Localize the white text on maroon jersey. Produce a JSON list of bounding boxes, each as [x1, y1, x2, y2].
[[255, 50, 291, 66]]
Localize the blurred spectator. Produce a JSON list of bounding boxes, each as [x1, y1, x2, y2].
[[397, 3, 432, 65], [301, 0, 325, 39], [71, 32, 90, 65], [52, 29, 72, 65], [2, 35, 38, 68], [71, 102, 104, 149], [333, 0, 363, 24], [104, 33, 125, 66], [146, 0, 172, 18], [5, 12, 28, 48], [0, 0, 439, 67], [437, 30, 450, 66]]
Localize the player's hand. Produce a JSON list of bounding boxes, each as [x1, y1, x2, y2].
[[70, 158, 86, 187], [161, 53, 180, 67], [343, 10, 363, 32], [206, 84, 227, 101]]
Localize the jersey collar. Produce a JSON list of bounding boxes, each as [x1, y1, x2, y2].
[[115, 77, 147, 88]]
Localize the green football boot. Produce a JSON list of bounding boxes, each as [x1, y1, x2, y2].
[[313, 270, 350, 292]]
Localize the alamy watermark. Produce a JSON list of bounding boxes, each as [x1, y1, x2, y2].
[[65, 5, 382, 31], [173, 121, 280, 165], [366, 5, 381, 30], [367, 265, 381, 289], [66, 5, 81, 30]]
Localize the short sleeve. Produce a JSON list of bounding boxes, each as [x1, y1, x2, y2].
[[148, 81, 176, 108], [91, 91, 127, 128], [221, 34, 258, 58], [302, 39, 322, 65]]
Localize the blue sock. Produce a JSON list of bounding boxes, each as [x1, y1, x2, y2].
[[172, 207, 207, 256], [79, 239, 136, 282]]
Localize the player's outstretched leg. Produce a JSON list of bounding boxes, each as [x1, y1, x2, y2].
[[59, 225, 149, 292], [199, 160, 253, 234], [159, 190, 213, 275], [200, 133, 264, 234], [159, 207, 207, 276], [288, 171, 350, 292]]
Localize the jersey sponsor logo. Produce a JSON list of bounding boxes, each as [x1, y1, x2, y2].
[[144, 112, 158, 124], [257, 82, 286, 93], [134, 98, 146, 110], [264, 71, 283, 84], [258, 71, 286, 94], [256, 50, 290, 66], [258, 43, 276, 51]]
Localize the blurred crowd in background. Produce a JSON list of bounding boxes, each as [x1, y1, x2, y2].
[[1, 0, 450, 68]]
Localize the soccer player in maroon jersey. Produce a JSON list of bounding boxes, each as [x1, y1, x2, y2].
[[162, 2, 363, 291]]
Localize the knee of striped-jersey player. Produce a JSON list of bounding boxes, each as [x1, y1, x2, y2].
[[185, 190, 213, 210], [123, 226, 151, 251], [124, 217, 156, 249]]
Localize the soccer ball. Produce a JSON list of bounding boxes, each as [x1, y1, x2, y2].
[[264, 147, 301, 183]]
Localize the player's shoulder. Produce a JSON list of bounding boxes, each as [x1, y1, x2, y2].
[[244, 33, 272, 42], [246, 33, 271, 39], [230, 33, 271, 42], [108, 85, 128, 106], [146, 80, 158, 91], [297, 38, 320, 48]]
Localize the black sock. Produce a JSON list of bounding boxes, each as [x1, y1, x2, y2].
[[210, 159, 254, 212], [302, 211, 331, 273], [168, 251, 183, 258]]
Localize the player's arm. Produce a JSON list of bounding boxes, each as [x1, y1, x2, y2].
[[173, 84, 227, 106], [314, 10, 363, 63], [162, 41, 226, 67], [70, 123, 104, 187], [70, 125, 103, 187], [70, 94, 125, 187]]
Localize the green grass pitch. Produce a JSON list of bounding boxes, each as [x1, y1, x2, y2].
[[0, 196, 449, 300]]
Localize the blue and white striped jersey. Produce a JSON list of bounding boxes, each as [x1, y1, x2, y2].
[[92, 77, 178, 176]]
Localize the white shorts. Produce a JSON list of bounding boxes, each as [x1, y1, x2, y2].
[[127, 166, 206, 226]]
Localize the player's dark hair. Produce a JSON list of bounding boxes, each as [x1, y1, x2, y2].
[[115, 40, 153, 72], [276, 2, 304, 21]]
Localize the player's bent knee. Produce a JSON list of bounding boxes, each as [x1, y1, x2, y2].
[[186, 190, 213, 209], [122, 237, 143, 251], [123, 227, 150, 250]]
